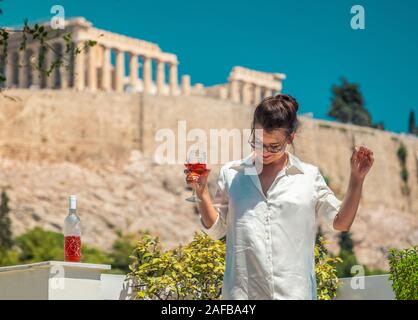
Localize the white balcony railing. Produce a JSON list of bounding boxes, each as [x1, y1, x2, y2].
[[0, 261, 395, 300]]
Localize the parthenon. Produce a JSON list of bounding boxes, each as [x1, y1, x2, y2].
[[2, 17, 286, 103], [205, 66, 286, 105]]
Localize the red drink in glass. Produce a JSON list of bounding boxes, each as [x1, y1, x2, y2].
[[185, 163, 207, 175], [185, 149, 207, 203]]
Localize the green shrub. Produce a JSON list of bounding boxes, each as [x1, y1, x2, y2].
[[128, 232, 342, 300], [0, 247, 19, 266], [110, 231, 138, 274], [81, 245, 112, 265], [397, 142, 407, 164], [315, 237, 342, 300], [400, 167, 409, 183], [389, 246, 418, 300], [336, 231, 358, 278], [396, 142, 410, 196], [15, 227, 64, 263], [128, 232, 226, 300], [0, 190, 13, 250], [13, 227, 113, 265], [336, 251, 358, 278], [0, 226, 140, 273]]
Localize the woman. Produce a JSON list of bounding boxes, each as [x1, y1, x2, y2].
[[186, 94, 374, 300]]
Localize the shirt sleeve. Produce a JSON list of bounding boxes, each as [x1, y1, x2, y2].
[[314, 167, 342, 231], [199, 165, 229, 240]]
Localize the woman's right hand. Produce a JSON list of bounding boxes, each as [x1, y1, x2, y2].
[[185, 168, 211, 200]]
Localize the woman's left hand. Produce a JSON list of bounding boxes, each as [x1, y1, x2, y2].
[[350, 145, 374, 182]]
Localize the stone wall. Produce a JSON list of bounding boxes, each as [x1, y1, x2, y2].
[[1, 89, 417, 214], [0, 89, 417, 269], [0, 90, 141, 166]]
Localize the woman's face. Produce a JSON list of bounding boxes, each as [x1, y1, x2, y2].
[[253, 123, 294, 165]]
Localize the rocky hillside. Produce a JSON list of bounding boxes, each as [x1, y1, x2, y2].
[[1, 149, 417, 271]]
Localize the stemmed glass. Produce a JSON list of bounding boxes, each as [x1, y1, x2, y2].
[[185, 149, 207, 203]]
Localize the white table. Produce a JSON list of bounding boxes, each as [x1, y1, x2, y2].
[[0, 261, 111, 300]]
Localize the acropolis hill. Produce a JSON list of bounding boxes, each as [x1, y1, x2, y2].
[[0, 18, 417, 270]]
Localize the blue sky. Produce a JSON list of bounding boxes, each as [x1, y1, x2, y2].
[[1, 0, 417, 133]]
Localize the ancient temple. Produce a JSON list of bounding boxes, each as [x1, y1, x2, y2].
[[3, 17, 286, 103]]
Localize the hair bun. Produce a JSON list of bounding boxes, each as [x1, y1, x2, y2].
[[274, 94, 299, 113]]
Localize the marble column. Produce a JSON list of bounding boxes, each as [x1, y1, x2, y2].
[[53, 42, 66, 89], [181, 74, 191, 95], [46, 47, 57, 89], [0, 51, 5, 88], [219, 87, 228, 100], [74, 43, 85, 91], [129, 53, 139, 89], [18, 50, 27, 88], [115, 49, 125, 92], [142, 56, 152, 94], [242, 82, 252, 105], [169, 62, 178, 95], [264, 88, 273, 99], [253, 85, 261, 103], [59, 57, 68, 89], [5, 50, 14, 88], [101, 46, 111, 91], [156, 60, 165, 95], [29, 46, 40, 88], [230, 79, 240, 103], [87, 46, 97, 91]]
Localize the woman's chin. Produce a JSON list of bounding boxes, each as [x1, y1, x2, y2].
[[263, 159, 274, 165], [261, 155, 274, 164]]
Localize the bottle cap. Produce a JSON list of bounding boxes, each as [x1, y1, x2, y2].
[[69, 195, 77, 210]]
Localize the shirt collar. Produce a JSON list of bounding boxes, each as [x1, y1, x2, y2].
[[231, 151, 305, 175]]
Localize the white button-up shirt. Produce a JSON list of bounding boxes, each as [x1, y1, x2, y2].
[[199, 151, 342, 300]]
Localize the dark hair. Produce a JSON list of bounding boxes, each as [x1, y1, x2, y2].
[[252, 94, 300, 137]]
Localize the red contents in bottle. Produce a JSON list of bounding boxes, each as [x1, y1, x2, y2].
[[64, 235, 81, 262]]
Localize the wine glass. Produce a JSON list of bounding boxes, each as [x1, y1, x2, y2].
[[185, 149, 207, 203]]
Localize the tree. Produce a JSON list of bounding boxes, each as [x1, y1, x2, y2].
[[110, 231, 138, 274], [338, 231, 354, 253], [315, 226, 325, 248], [408, 110, 416, 135], [328, 78, 372, 127], [0, 190, 13, 250], [336, 231, 358, 278], [15, 227, 64, 263]]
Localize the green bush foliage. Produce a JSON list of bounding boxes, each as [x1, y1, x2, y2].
[[0, 190, 13, 250], [0, 227, 137, 273], [128, 232, 342, 300], [128, 232, 226, 300], [389, 246, 418, 300], [15, 227, 64, 263], [315, 236, 342, 300]]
